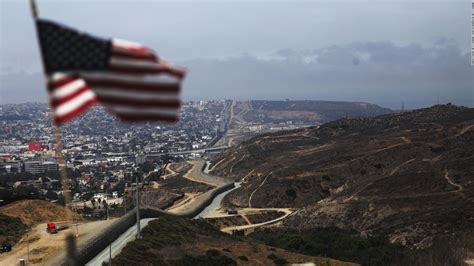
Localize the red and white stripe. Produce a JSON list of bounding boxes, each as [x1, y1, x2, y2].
[[48, 39, 185, 125]]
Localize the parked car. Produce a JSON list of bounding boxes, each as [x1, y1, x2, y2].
[[227, 208, 238, 215], [1, 243, 12, 253]]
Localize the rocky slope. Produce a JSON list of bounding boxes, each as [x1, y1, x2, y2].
[[210, 104, 474, 253]]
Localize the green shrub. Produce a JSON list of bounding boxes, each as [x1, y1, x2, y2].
[[285, 189, 297, 198], [171, 253, 237, 266], [268, 253, 278, 260], [0, 214, 28, 245], [206, 249, 221, 256], [250, 227, 412, 266], [267, 253, 288, 265]]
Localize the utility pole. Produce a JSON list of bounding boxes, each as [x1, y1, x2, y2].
[[124, 196, 127, 215], [109, 242, 112, 266], [75, 223, 79, 238], [26, 230, 30, 266], [145, 185, 148, 206], [106, 184, 109, 220], [135, 170, 141, 239]]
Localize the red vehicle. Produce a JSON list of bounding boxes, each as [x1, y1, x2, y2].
[[46, 223, 58, 234]]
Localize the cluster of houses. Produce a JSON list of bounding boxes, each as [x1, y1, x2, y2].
[[0, 101, 229, 219]]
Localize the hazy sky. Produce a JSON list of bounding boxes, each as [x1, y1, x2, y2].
[[1, 0, 473, 109]]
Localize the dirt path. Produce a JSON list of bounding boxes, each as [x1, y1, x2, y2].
[[401, 136, 411, 143], [371, 142, 405, 154], [241, 215, 252, 225], [343, 183, 370, 203], [296, 143, 334, 156], [205, 207, 292, 219], [167, 193, 205, 213], [340, 169, 467, 204], [444, 170, 463, 192], [248, 172, 273, 208], [166, 192, 201, 211], [229, 155, 248, 173], [241, 169, 255, 184], [456, 124, 474, 137], [0, 219, 116, 266], [208, 157, 230, 173], [388, 158, 416, 176], [221, 208, 292, 233], [162, 163, 178, 178]]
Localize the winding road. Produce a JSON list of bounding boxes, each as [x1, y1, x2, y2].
[[85, 160, 234, 265]]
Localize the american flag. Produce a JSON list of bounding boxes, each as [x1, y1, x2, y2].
[[36, 19, 185, 125]]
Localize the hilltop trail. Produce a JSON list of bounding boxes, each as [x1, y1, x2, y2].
[[229, 155, 247, 173], [241, 169, 255, 183], [456, 124, 474, 137], [444, 170, 463, 192], [389, 158, 416, 176], [401, 136, 411, 143], [344, 159, 416, 202], [209, 157, 230, 172], [248, 172, 273, 208]]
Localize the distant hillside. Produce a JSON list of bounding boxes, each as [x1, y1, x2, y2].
[[210, 104, 474, 263], [218, 100, 393, 147], [0, 200, 83, 226], [113, 215, 356, 266], [238, 100, 392, 124]]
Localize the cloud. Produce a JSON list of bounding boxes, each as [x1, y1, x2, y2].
[[0, 71, 46, 104], [181, 41, 473, 108], [1, 40, 472, 109]]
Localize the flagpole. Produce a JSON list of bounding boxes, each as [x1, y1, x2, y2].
[[29, 0, 78, 264], [135, 169, 141, 239]]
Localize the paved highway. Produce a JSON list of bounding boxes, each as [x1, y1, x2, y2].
[[86, 218, 156, 266]]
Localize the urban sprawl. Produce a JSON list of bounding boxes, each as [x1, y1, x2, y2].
[[0, 101, 230, 218]]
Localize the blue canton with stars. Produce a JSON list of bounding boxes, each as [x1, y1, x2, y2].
[[37, 19, 112, 74]]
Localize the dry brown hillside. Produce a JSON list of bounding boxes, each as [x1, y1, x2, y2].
[[210, 104, 474, 263], [113, 214, 358, 266], [0, 200, 83, 226]]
